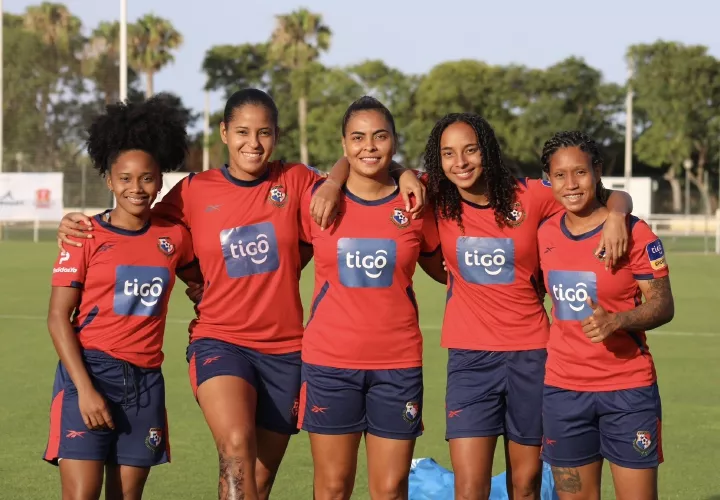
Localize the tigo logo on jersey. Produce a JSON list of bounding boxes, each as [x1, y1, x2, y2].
[[268, 185, 287, 207], [337, 238, 396, 288], [391, 208, 410, 229], [456, 237, 515, 285], [646, 239, 666, 270], [113, 265, 170, 317], [547, 270, 597, 321], [220, 222, 280, 278]]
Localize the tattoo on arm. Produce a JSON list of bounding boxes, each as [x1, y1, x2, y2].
[[615, 276, 674, 332], [552, 467, 582, 494], [219, 454, 245, 500]]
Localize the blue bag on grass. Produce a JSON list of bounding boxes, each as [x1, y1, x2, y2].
[[409, 458, 559, 500]]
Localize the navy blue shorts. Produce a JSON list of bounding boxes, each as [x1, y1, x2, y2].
[[298, 363, 423, 440], [187, 338, 301, 435], [43, 350, 169, 467], [445, 349, 546, 445], [541, 384, 663, 469]]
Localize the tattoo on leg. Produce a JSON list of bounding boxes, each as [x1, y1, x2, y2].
[[552, 467, 582, 494], [219, 455, 245, 500]]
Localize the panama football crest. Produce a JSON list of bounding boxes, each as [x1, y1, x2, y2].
[[268, 185, 287, 207], [391, 208, 410, 229], [145, 428, 163, 452], [403, 401, 419, 423], [633, 430, 652, 456], [291, 397, 299, 418], [506, 201, 526, 227], [157, 237, 175, 257]]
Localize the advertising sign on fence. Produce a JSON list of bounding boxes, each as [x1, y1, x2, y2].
[[0, 172, 64, 221]]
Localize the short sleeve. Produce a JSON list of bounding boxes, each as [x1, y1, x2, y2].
[[627, 218, 669, 280], [299, 182, 319, 244], [414, 170, 429, 187], [152, 174, 193, 227], [526, 178, 562, 220], [176, 225, 197, 270], [420, 207, 440, 255], [294, 163, 326, 198], [51, 244, 89, 288]]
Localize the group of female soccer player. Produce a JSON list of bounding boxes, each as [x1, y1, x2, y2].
[[46, 87, 674, 500]]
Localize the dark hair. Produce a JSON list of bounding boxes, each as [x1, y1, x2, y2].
[[540, 131, 608, 203], [86, 93, 188, 176], [341, 96, 396, 137], [424, 113, 518, 229], [223, 88, 279, 128]]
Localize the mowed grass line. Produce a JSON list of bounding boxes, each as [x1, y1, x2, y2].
[[0, 242, 718, 499]]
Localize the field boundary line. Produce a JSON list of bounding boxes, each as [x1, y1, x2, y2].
[[1, 314, 717, 337]]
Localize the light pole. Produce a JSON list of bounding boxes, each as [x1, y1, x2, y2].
[[683, 158, 693, 216], [203, 90, 210, 171], [119, 0, 127, 102]]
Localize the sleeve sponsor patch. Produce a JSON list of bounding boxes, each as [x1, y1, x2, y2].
[[541, 179, 552, 187], [645, 239, 667, 270]]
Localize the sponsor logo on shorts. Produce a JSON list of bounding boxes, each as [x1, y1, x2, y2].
[[145, 428, 163, 452], [403, 401, 420, 423], [633, 430, 652, 456], [456, 237, 515, 285], [646, 239, 667, 270], [113, 265, 170, 317], [337, 238, 396, 288], [220, 222, 280, 278], [547, 270, 598, 321]]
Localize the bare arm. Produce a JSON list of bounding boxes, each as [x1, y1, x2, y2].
[[47, 287, 114, 429], [176, 260, 203, 285], [613, 276, 674, 332], [598, 189, 634, 268], [418, 250, 447, 285], [57, 213, 94, 248], [299, 243, 314, 270]]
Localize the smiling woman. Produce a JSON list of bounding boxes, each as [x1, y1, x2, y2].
[[297, 96, 445, 500], [43, 95, 198, 500]]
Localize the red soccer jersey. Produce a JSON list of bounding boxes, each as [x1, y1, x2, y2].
[[152, 162, 322, 354], [300, 182, 441, 369], [438, 178, 560, 351], [51, 212, 194, 368], [538, 213, 669, 391]]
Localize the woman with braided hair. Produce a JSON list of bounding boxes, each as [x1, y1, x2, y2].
[[422, 113, 634, 500]]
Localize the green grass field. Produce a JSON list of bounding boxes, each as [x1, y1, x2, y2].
[[1, 240, 719, 499]]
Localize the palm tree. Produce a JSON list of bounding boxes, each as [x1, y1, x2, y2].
[[269, 9, 331, 165], [129, 14, 183, 98], [82, 21, 122, 104]]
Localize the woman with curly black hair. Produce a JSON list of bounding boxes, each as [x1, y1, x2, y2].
[[43, 95, 200, 499], [423, 113, 634, 500]]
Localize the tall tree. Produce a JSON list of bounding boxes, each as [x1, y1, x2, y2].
[[268, 8, 331, 165], [82, 21, 141, 105], [129, 14, 183, 98], [628, 41, 720, 213], [202, 43, 268, 96]]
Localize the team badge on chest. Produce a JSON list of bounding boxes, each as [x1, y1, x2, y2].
[[391, 208, 410, 229], [157, 237, 175, 256], [506, 201, 526, 227], [268, 185, 287, 207]]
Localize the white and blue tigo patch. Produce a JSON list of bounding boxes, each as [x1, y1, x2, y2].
[[547, 270, 597, 321], [337, 238, 396, 288], [542, 179, 552, 187], [456, 237, 515, 285], [114, 265, 170, 317], [220, 222, 280, 278]]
